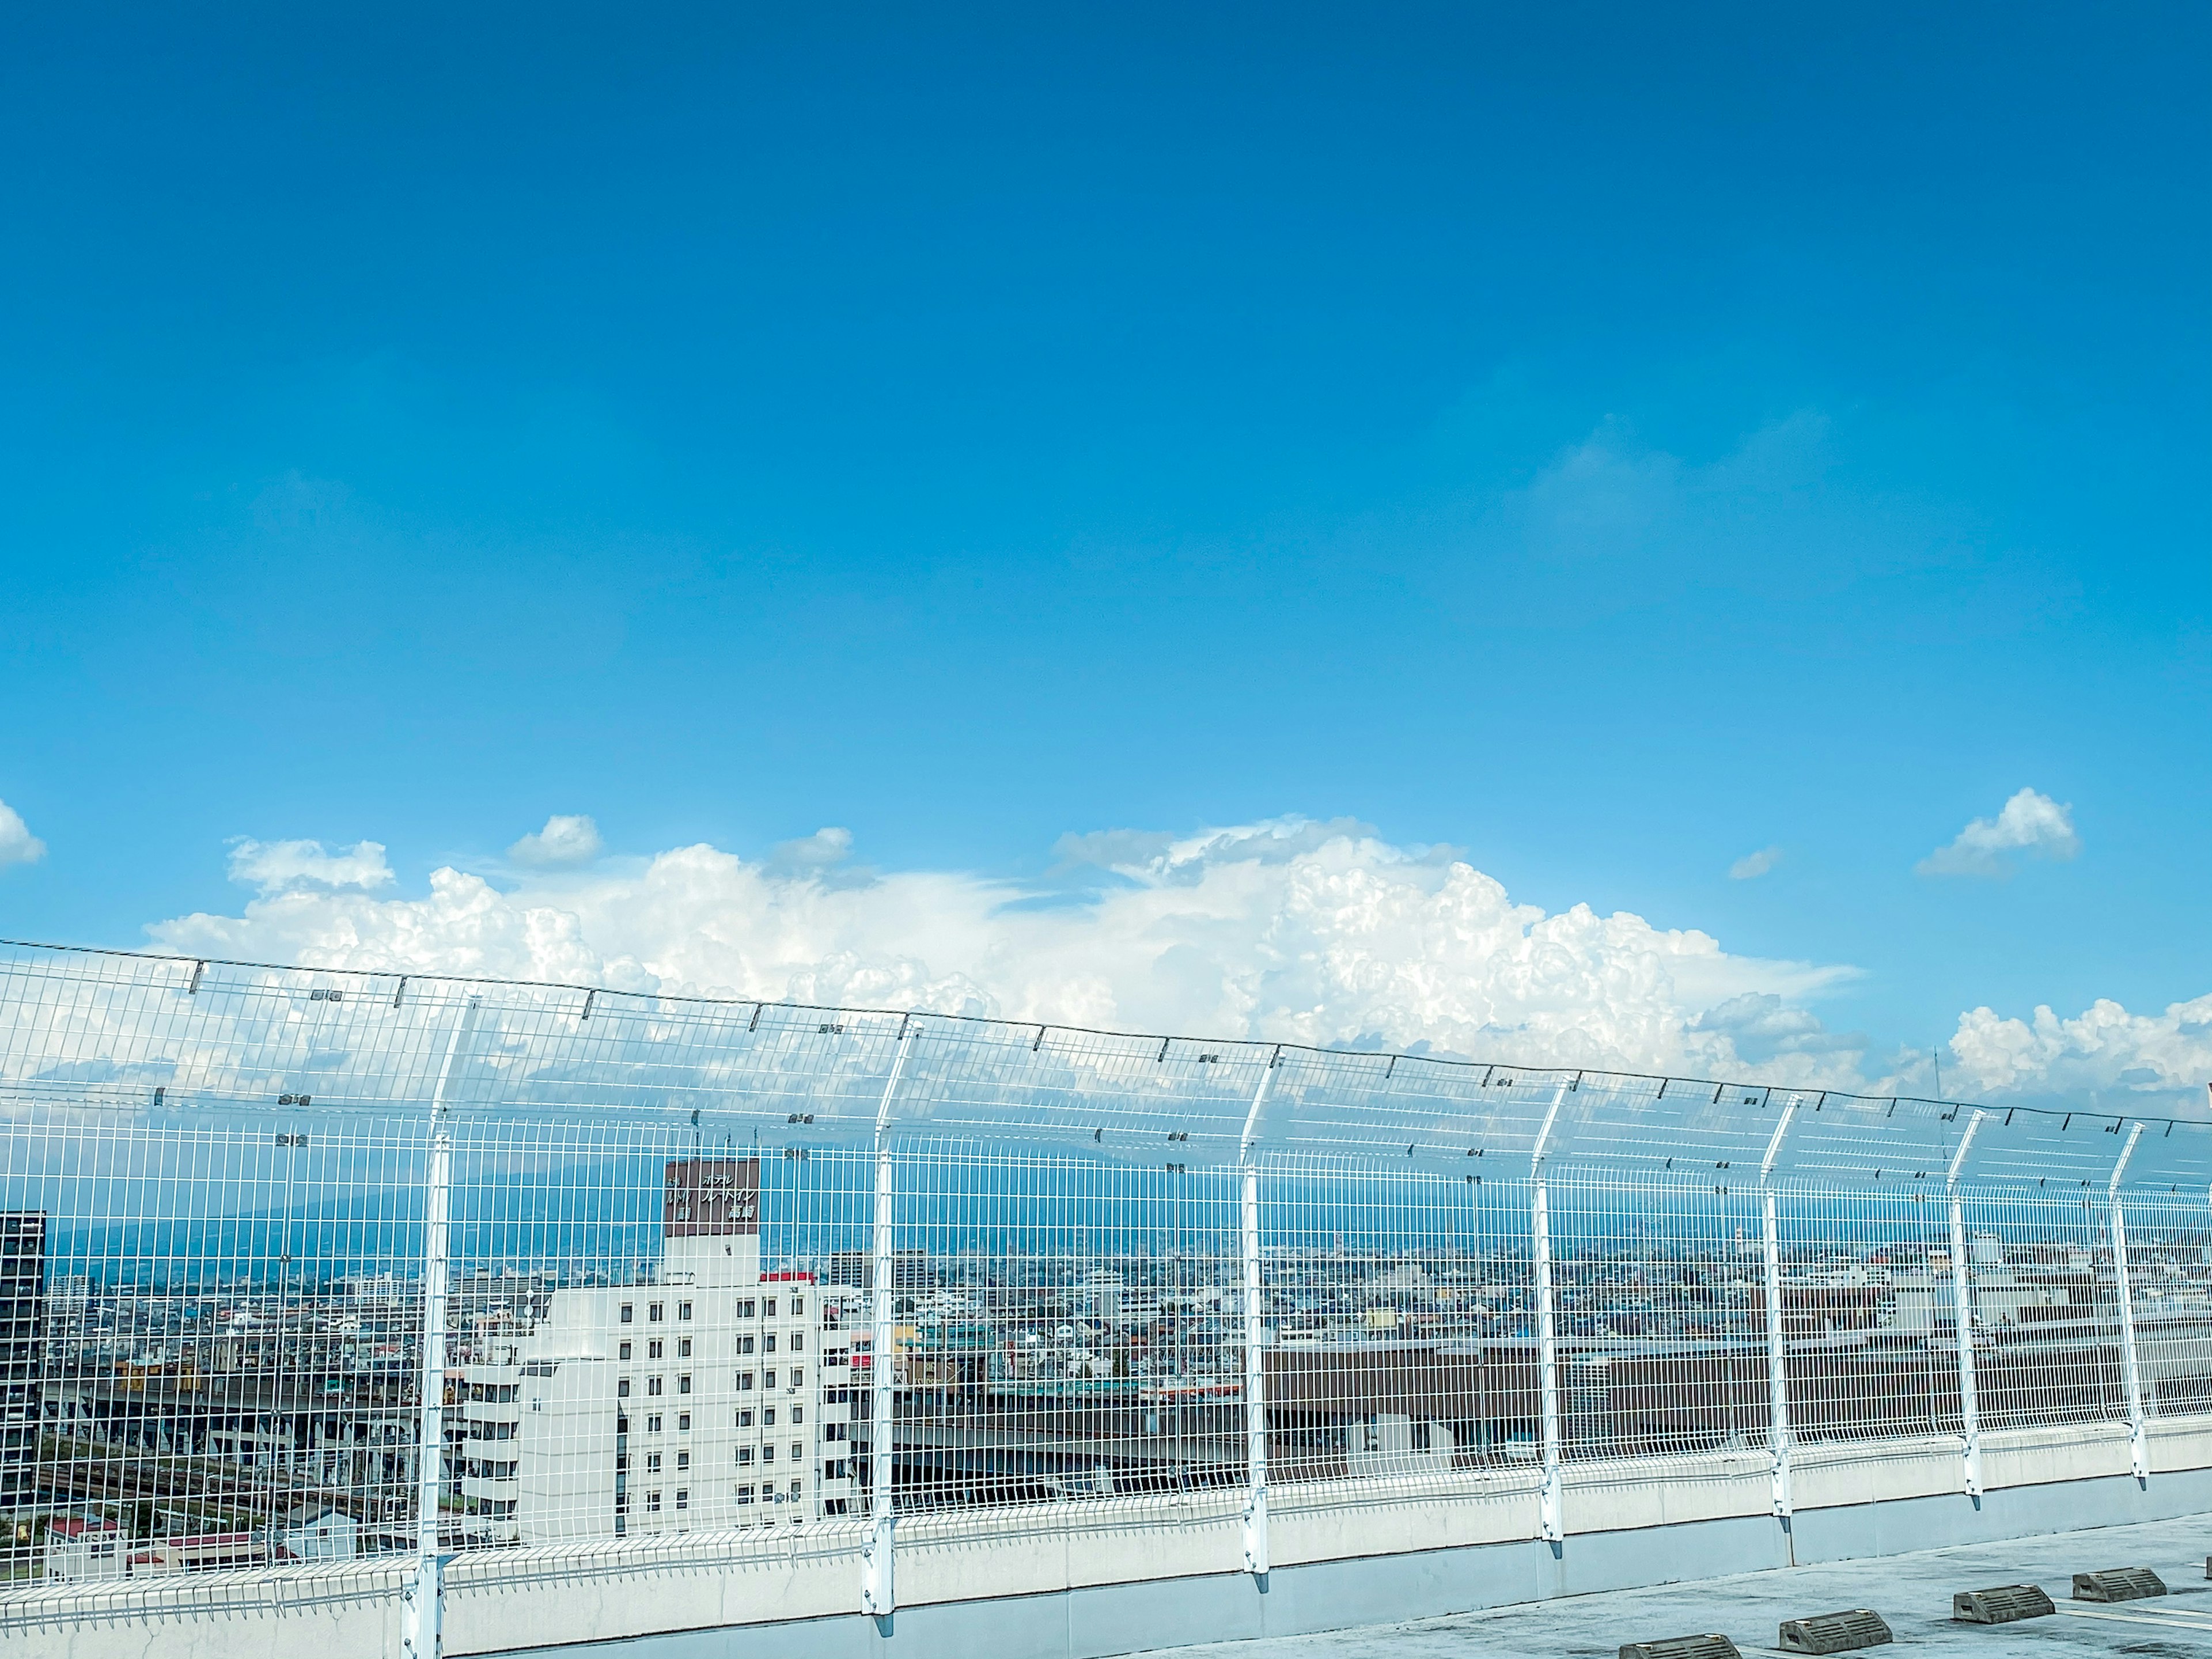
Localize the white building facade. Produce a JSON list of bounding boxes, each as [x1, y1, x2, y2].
[[461, 1160, 859, 1543]]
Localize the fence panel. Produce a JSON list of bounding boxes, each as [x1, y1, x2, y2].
[[1773, 1185, 1961, 1446], [1260, 1156, 1529, 1513], [2116, 1192, 2212, 1419], [441, 1109, 873, 1558], [887, 1142, 1245, 1530], [3, 1099, 427, 1580], [1961, 1190, 2128, 1433], [1550, 1177, 1769, 1463]]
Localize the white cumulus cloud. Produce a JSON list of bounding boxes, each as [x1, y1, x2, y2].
[[0, 798, 46, 869], [1918, 787, 2081, 878], [225, 838, 395, 896], [1729, 846, 1781, 881], [150, 816, 1869, 1086], [507, 814, 605, 869], [1949, 994, 2212, 1109]]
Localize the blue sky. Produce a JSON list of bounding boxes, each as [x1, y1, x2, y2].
[[1, 6, 2207, 1101]]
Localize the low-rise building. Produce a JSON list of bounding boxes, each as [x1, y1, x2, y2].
[[278, 1501, 359, 1560], [42, 1370, 418, 1516], [42, 1516, 126, 1582], [127, 1531, 266, 1574]]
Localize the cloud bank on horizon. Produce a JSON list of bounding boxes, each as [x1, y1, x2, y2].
[[142, 813, 2210, 1116]]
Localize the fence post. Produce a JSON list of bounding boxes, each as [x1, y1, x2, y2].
[[1238, 1050, 1279, 1579], [2108, 1122, 2149, 1482], [402, 995, 479, 1659], [1759, 1096, 1801, 1522], [1530, 1083, 1567, 1544], [861, 1022, 916, 1622], [1945, 1108, 1988, 1499]]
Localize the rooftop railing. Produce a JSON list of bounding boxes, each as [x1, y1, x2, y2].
[[2, 938, 2207, 1645]]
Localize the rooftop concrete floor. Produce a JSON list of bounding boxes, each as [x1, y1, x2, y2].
[[1168, 1515, 2212, 1659]]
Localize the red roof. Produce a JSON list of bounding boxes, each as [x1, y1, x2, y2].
[[759, 1271, 816, 1283], [48, 1517, 121, 1538]]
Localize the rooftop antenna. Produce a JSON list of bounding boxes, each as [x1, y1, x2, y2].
[[1933, 1048, 1943, 1102]]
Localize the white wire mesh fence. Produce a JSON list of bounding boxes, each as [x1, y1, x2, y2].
[[3, 939, 2212, 1628]]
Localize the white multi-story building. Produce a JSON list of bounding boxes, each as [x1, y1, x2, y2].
[[461, 1160, 858, 1543]]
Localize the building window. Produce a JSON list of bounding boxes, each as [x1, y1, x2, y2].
[[646, 1452, 661, 1473], [792, 1406, 804, 1425], [736, 1409, 753, 1429], [619, 1342, 632, 1361], [621, 1304, 634, 1324], [646, 1491, 661, 1513], [790, 1442, 803, 1462], [764, 1334, 777, 1354], [676, 1488, 689, 1510], [648, 1377, 663, 1396], [763, 1407, 776, 1427], [677, 1450, 690, 1471], [734, 1484, 754, 1504], [737, 1371, 755, 1391], [824, 1422, 843, 1441], [647, 1414, 663, 1433], [677, 1412, 691, 1431], [762, 1444, 775, 1464], [679, 1375, 692, 1395], [678, 1301, 692, 1321], [790, 1480, 802, 1499], [764, 1370, 777, 1389], [618, 1414, 630, 1434], [649, 1340, 663, 1359], [649, 1302, 664, 1323], [765, 1298, 778, 1318], [737, 1446, 753, 1465], [679, 1337, 692, 1358], [792, 1296, 805, 1316], [791, 1368, 802, 1387], [618, 1378, 631, 1398], [791, 1332, 804, 1351], [738, 1335, 755, 1355], [737, 1299, 756, 1319]]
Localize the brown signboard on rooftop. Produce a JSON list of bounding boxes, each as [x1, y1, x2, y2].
[[663, 1158, 760, 1237]]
